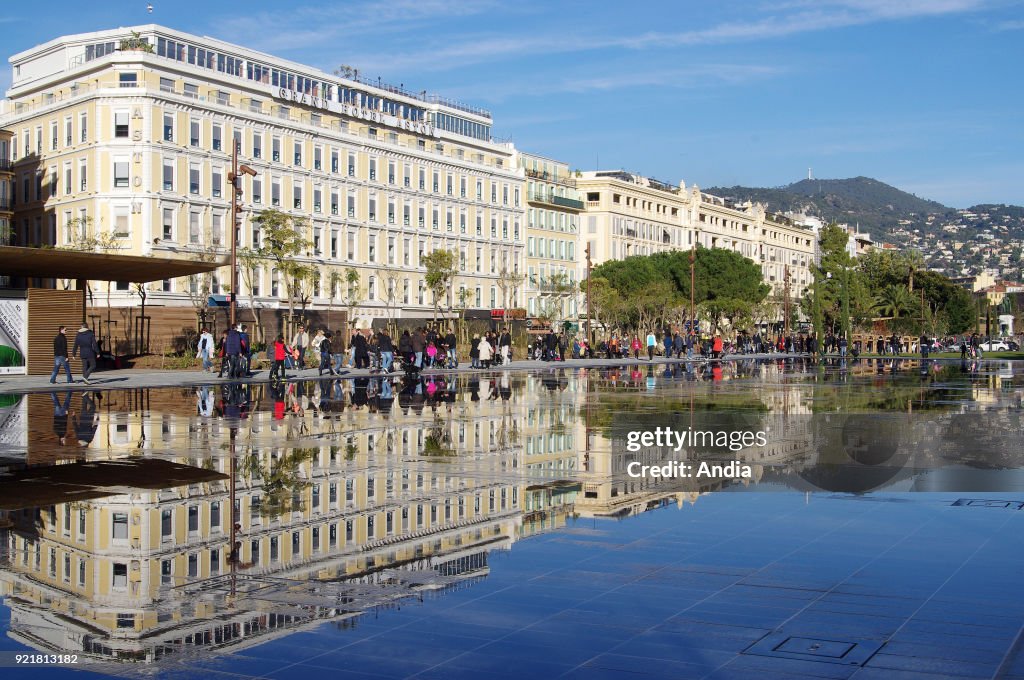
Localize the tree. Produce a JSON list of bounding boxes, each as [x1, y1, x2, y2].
[[254, 209, 311, 323], [288, 262, 316, 321], [238, 247, 267, 342], [905, 248, 924, 292], [337, 267, 363, 335], [875, 283, 913, 319], [422, 249, 457, 322], [589, 248, 769, 333], [496, 266, 524, 311], [537, 271, 576, 324], [379, 265, 403, 335]]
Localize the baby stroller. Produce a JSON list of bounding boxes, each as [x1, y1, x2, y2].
[[436, 344, 458, 369], [397, 351, 420, 377]]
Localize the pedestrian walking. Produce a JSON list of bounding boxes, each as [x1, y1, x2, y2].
[[197, 327, 214, 372], [291, 325, 310, 369], [318, 332, 335, 376], [50, 326, 73, 384], [270, 335, 288, 381], [378, 329, 394, 372], [646, 331, 657, 361], [478, 334, 494, 368], [72, 323, 98, 384]]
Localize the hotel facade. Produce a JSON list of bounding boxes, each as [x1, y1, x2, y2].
[[1, 25, 525, 326], [577, 171, 816, 300], [1, 25, 818, 338]]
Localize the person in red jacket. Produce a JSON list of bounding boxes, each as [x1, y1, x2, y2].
[[712, 333, 724, 359], [271, 334, 289, 381]]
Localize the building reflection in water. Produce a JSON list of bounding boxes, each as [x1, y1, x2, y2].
[[0, 359, 1021, 669]]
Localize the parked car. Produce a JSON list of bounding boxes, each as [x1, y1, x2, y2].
[[980, 340, 1009, 352]]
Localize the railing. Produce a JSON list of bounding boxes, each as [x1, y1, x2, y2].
[[528, 189, 584, 210], [524, 168, 577, 188]]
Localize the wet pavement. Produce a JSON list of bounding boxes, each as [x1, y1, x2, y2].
[[0, 358, 1022, 679]]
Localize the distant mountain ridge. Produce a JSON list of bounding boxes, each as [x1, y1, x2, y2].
[[704, 176, 952, 240]]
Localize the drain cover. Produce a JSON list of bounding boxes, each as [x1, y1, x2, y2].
[[952, 499, 1024, 509], [744, 633, 882, 666]]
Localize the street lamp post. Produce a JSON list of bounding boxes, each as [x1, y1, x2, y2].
[[585, 243, 592, 344], [690, 227, 698, 336], [228, 146, 258, 328]]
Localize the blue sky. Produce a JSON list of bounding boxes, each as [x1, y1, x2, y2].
[[3, 0, 1023, 207]]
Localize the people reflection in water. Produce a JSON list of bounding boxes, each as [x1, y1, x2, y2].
[[74, 391, 99, 446], [197, 386, 214, 417], [50, 391, 73, 446]]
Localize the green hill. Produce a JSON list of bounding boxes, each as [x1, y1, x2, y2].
[[704, 176, 952, 240]]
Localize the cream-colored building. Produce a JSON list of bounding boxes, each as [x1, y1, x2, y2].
[[577, 171, 816, 300], [0, 130, 11, 249], [2, 25, 524, 322], [517, 152, 583, 320]]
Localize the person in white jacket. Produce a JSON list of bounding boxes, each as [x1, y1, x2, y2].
[[196, 328, 215, 372], [478, 336, 494, 368]]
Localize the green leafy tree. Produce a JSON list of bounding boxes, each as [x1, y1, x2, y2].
[[254, 208, 311, 322], [590, 248, 768, 332], [875, 283, 913, 319], [422, 249, 457, 322], [238, 247, 267, 342]]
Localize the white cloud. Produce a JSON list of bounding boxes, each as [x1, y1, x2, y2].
[[214, 0, 499, 54], [336, 0, 992, 79]]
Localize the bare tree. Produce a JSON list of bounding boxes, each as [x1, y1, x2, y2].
[[496, 266, 525, 311], [379, 265, 403, 335]]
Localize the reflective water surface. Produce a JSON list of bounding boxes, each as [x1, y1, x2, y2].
[[1, 358, 1023, 678]]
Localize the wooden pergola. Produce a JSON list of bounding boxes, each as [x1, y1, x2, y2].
[[0, 246, 228, 374], [0, 246, 227, 285]]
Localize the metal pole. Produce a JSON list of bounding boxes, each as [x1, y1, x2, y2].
[[229, 144, 239, 328], [783, 265, 790, 337], [690, 229, 696, 336], [585, 243, 592, 344]]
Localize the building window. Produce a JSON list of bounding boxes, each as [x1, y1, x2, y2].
[[112, 563, 128, 588], [114, 111, 129, 138], [161, 508, 173, 539], [113, 161, 129, 188], [162, 161, 174, 191]]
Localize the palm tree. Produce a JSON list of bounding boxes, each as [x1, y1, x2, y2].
[[904, 249, 924, 292], [875, 284, 913, 319]]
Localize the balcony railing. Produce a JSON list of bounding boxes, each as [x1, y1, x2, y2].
[[525, 167, 578, 188], [527, 189, 583, 210]]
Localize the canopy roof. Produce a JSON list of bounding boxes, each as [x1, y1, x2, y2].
[[0, 246, 228, 283]]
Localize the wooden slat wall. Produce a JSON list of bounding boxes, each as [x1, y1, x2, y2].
[[26, 288, 85, 376]]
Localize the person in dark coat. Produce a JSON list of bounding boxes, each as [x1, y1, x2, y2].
[[353, 331, 370, 369], [399, 330, 413, 362], [378, 329, 394, 372], [222, 326, 243, 378], [51, 391, 73, 446], [319, 333, 335, 376], [75, 392, 99, 446], [50, 326, 73, 384], [411, 328, 426, 368], [445, 329, 458, 367], [72, 323, 98, 384], [470, 334, 481, 368]]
